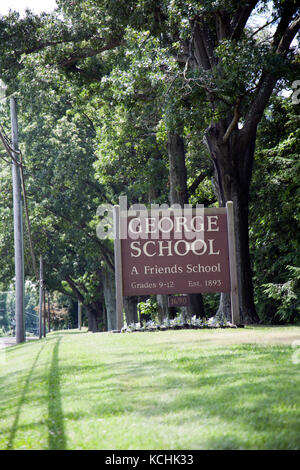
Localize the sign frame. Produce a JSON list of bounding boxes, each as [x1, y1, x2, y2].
[[113, 201, 240, 329]]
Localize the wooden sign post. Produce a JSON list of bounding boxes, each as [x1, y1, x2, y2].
[[113, 202, 240, 328], [113, 205, 124, 330], [226, 201, 240, 325]]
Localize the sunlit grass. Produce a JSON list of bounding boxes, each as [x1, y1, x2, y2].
[[0, 326, 300, 450]]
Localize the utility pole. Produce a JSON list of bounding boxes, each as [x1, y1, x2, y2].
[[10, 97, 25, 344], [39, 255, 43, 339]]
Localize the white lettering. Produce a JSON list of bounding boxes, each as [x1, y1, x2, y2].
[[158, 240, 173, 256], [175, 216, 191, 233], [174, 240, 190, 256], [146, 217, 157, 233], [128, 218, 142, 234], [130, 239, 221, 257], [143, 241, 156, 257], [130, 241, 141, 257], [191, 239, 207, 255], [208, 239, 220, 255], [191, 215, 204, 232], [158, 217, 173, 233], [207, 216, 219, 231]]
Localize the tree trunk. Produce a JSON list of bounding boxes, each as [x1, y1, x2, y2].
[[167, 131, 205, 319], [205, 121, 259, 324], [216, 293, 232, 322], [86, 302, 103, 332], [103, 268, 117, 331], [157, 294, 169, 323], [229, 185, 258, 324], [87, 309, 94, 331], [87, 310, 98, 332], [168, 132, 189, 205], [124, 296, 138, 325], [187, 293, 205, 319]]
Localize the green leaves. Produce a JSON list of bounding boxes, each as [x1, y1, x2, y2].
[[262, 266, 300, 323], [250, 97, 300, 323]]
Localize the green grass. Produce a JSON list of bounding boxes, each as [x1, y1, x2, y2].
[[1, 326, 300, 450]]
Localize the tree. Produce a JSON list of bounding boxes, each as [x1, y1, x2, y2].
[[0, 62, 114, 331], [179, 1, 299, 323], [0, 1, 299, 324], [250, 95, 300, 323]]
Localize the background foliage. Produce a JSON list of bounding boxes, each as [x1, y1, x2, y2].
[[0, 0, 299, 329]]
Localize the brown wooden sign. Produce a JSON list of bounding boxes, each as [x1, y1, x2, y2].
[[121, 209, 230, 295], [113, 202, 240, 328]]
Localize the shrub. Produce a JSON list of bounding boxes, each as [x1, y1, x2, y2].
[[262, 266, 300, 323]]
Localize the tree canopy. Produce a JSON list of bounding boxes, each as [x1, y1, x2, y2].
[[0, 0, 299, 330]]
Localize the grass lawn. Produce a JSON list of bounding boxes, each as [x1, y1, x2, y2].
[[0, 326, 300, 450]]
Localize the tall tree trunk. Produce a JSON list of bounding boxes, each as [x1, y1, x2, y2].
[[157, 294, 169, 322], [87, 310, 98, 332], [167, 131, 205, 319], [103, 268, 117, 331], [124, 296, 138, 325], [87, 309, 94, 332], [205, 121, 259, 324], [168, 132, 189, 205], [86, 302, 103, 332], [228, 182, 258, 324], [65, 274, 105, 331]]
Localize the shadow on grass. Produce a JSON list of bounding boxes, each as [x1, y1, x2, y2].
[[47, 337, 67, 450], [6, 344, 45, 450], [3, 335, 300, 450], [81, 344, 300, 449]]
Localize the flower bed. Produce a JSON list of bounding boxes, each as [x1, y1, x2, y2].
[[121, 316, 241, 333]]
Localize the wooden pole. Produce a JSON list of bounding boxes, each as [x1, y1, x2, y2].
[[10, 97, 25, 344], [226, 201, 241, 325], [39, 256, 43, 339], [113, 205, 124, 331]]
